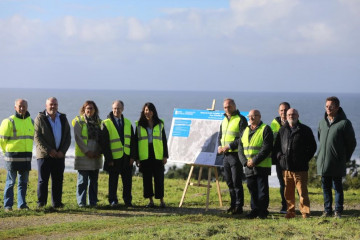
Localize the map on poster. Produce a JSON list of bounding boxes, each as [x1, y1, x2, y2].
[[167, 108, 248, 166]]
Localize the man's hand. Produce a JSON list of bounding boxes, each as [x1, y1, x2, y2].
[[247, 159, 254, 168], [49, 149, 57, 158], [217, 146, 223, 154], [223, 145, 230, 153], [56, 151, 65, 159]]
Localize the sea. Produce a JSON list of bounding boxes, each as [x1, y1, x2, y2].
[[0, 88, 359, 187]]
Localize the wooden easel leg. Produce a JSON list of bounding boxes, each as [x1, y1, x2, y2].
[[205, 167, 212, 211], [197, 167, 203, 186], [179, 165, 194, 207], [214, 167, 223, 207]]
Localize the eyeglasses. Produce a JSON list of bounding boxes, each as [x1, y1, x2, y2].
[[247, 115, 260, 118]]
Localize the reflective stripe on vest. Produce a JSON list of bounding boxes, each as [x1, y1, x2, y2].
[[220, 115, 241, 152], [0, 115, 34, 162], [136, 121, 164, 161], [102, 118, 132, 159], [241, 123, 272, 167]]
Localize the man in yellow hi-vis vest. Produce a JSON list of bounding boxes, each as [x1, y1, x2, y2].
[[0, 99, 34, 211], [238, 109, 273, 219], [100, 100, 136, 207], [217, 98, 247, 215]]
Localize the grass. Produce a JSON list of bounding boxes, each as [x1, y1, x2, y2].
[[0, 169, 359, 239]]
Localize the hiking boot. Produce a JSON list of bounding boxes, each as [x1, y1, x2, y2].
[[246, 211, 258, 219], [280, 206, 287, 214], [19, 206, 30, 211], [321, 211, 332, 218], [285, 212, 296, 219], [232, 207, 243, 215], [4, 207, 12, 212], [226, 206, 235, 213], [334, 212, 342, 219]]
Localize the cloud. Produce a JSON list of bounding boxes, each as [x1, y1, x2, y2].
[[229, 0, 299, 27], [127, 17, 149, 41], [0, 1, 359, 92]]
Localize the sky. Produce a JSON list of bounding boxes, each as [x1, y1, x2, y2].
[[0, 0, 359, 93]]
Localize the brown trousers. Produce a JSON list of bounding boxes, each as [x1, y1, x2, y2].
[[283, 170, 310, 215]]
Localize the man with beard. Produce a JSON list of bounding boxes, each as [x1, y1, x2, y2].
[[273, 108, 316, 219]]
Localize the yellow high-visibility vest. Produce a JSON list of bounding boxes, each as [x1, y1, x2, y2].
[[102, 118, 132, 159], [241, 123, 272, 168], [0, 115, 34, 162], [220, 115, 241, 152], [136, 121, 164, 161]]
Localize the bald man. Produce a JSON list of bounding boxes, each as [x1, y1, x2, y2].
[[34, 97, 71, 208], [273, 108, 316, 219], [238, 109, 273, 219]]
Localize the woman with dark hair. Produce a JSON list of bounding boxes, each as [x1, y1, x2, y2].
[[135, 102, 168, 208], [72, 100, 103, 207]]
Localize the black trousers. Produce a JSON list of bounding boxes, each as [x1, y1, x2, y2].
[[108, 161, 133, 205], [37, 158, 65, 207], [140, 159, 164, 199], [223, 153, 244, 208], [276, 163, 287, 209], [247, 174, 269, 217]]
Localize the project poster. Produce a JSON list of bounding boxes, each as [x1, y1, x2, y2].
[[168, 108, 248, 166]]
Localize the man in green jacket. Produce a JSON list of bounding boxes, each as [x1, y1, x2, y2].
[[317, 96, 356, 218]]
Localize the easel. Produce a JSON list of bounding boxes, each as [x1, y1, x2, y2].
[[179, 164, 223, 211], [178, 99, 223, 211]]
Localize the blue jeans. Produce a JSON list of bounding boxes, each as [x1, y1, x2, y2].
[[4, 170, 29, 209], [321, 176, 344, 213], [77, 170, 99, 206]]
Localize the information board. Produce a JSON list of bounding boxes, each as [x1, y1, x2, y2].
[[167, 108, 248, 166]]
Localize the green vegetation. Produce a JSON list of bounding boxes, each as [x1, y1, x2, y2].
[[0, 168, 359, 239]]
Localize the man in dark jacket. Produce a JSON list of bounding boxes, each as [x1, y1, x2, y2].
[[317, 96, 356, 218], [101, 100, 136, 207], [273, 108, 316, 219], [217, 98, 247, 214], [238, 109, 273, 219], [34, 97, 71, 208], [270, 102, 290, 214]]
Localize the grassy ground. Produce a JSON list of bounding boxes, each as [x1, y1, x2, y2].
[[0, 169, 359, 239]]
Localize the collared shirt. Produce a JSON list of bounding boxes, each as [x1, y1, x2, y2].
[[114, 117, 122, 127], [327, 116, 334, 125], [46, 112, 62, 149]]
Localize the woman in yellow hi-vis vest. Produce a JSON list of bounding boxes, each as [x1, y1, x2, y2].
[[135, 102, 168, 208], [72, 100, 103, 207]]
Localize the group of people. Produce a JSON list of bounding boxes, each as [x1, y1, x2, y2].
[[0, 98, 168, 211], [0, 95, 357, 219], [218, 96, 356, 219]]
